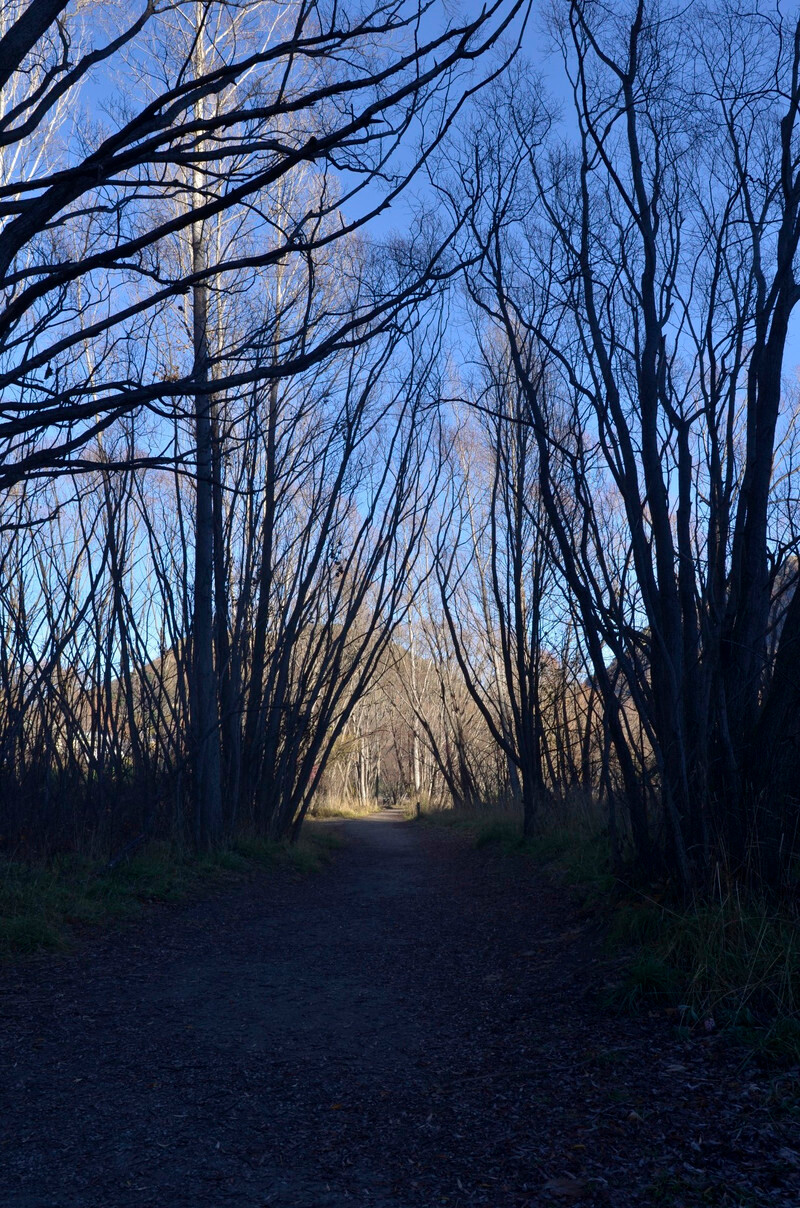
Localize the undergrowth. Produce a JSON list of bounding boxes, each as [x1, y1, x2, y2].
[[0, 827, 340, 958], [606, 888, 800, 1062], [413, 800, 800, 1063]]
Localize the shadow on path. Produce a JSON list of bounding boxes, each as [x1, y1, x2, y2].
[[1, 812, 796, 1207]]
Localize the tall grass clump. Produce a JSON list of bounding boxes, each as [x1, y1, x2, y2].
[[608, 883, 800, 1060], [309, 792, 382, 820]]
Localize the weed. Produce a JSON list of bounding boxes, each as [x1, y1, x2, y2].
[[601, 891, 800, 1061], [607, 901, 665, 946], [523, 828, 616, 900], [411, 803, 523, 839]]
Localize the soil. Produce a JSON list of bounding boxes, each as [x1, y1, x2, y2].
[[1, 811, 798, 1207]]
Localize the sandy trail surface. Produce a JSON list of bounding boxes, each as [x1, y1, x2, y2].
[[1, 811, 797, 1206]]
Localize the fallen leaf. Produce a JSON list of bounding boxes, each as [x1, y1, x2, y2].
[[543, 1176, 590, 1201]]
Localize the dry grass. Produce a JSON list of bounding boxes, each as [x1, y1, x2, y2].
[[309, 793, 382, 820]]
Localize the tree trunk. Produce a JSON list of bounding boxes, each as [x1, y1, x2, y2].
[[190, 121, 222, 849]]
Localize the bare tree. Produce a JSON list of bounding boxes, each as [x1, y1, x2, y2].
[[0, 0, 532, 855], [0, 0, 528, 485], [449, 0, 800, 889], [434, 355, 557, 834]]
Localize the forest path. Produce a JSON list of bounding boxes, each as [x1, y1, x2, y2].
[[0, 812, 797, 1208]]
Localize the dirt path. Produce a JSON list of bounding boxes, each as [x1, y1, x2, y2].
[[1, 812, 797, 1207]]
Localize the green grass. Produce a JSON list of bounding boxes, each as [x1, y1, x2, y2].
[[605, 890, 800, 1061], [0, 826, 340, 958], [606, 950, 683, 1011], [520, 827, 617, 900], [413, 804, 615, 899]]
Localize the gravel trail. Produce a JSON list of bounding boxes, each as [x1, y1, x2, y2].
[[1, 811, 797, 1207]]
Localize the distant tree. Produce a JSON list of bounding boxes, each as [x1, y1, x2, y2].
[[434, 353, 557, 835]]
